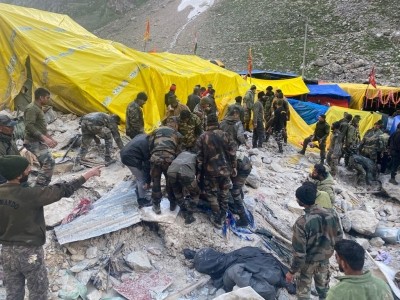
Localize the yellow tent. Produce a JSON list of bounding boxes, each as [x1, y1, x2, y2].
[[0, 4, 249, 132], [338, 83, 400, 110], [247, 77, 309, 97]]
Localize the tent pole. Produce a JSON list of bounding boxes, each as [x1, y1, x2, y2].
[[301, 17, 308, 78]]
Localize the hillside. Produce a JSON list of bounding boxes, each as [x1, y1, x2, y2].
[[4, 0, 400, 85]]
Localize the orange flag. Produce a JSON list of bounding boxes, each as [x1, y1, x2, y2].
[[368, 66, 377, 88], [144, 19, 150, 42]]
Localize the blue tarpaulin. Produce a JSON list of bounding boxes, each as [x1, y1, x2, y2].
[[390, 116, 400, 134], [288, 99, 329, 125], [307, 84, 351, 102]]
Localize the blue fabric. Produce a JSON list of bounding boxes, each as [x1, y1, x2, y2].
[[288, 98, 329, 125], [390, 116, 400, 134], [307, 84, 351, 102]]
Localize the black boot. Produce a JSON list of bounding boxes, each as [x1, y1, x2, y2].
[[184, 211, 196, 224], [169, 201, 177, 211], [210, 212, 222, 229], [236, 211, 249, 227]]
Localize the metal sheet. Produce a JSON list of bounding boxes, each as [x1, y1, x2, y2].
[[55, 181, 140, 245]]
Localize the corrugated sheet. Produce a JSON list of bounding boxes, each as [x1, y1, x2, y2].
[[55, 181, 141, 245]]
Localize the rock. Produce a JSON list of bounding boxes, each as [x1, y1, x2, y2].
[[76, 270, 93, 285], [346, 210, 379, 235], [329, 62, 344, 74], [341, 214, 352, 232], [387, 215, 398, 222], [54, 161, 74, 174], [125, 251, 152, 272], [355, 238, 370, 250], [87, 289, 103, 300], [270, 162, 285, 173], [248, 148, 261, 156], [313, 58, 329, 67], [86, 247, 98, 259], [214, 286, 264, 300], [70, 260, 91, 273], [287, 200, 303, 215], [369, 250, 378, 258], [369, 237, 385, 247], [262, 157, 272, 164], [70, 254, 85, 262], [246, 168, 260, 189], [147, 247, 162, 256], [250, 155, 263, 167], [44, 197, 75, 227]]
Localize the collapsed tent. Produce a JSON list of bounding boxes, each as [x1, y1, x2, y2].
[[0, 4, 249, 132], [192, 247, 295, 300], [307, 84, 351, 108]]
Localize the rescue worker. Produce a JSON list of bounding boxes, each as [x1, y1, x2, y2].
[[74, 112, 123, 171], [286, 183, 343, 300], [164, 84, 176, 107], [388, 123, 400, 185], [338, 113, 353, 142], [0, 115, 19, 184], [120, 133, 152, 208], [343, 115, 361, 167], [201, 83, 213, 97], [194, 97, 212, 130], [206, 88, 218, 115], [271, 99, 287, 153], [299, 114, 330, 164], [225, 96, 245, 125], [264, 86, 275, 122], [24, 87, 57, 186], [310, 164, 335, 205], [178, 110, 203, 152], [150, 117, 182, 214], [220, 107, 246, 147], [0, 155, 101, 300], [252, 91, 265, 148], [167, 151, 199, 224], [359, 120, 384, 164], [348, 154, 377, 185], [186, 86, 201, 112], [327, 121, 343, 177], [164, 95, 189, 120], [126, 92, 148, 139], [243, 85, 257, 131], [271, 89, 290, 143], [197, 114, 237, 228]]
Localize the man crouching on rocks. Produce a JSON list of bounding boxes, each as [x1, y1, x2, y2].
[[0, 155, 102, 300]]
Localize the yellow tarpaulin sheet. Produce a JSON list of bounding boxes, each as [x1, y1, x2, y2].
[[247, 77, 309, 97], [0, 4, 249, 132], [287, 105, 314, 146], [338, 83, 400, 110]]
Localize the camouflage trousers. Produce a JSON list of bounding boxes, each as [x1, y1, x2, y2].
[[230, 163, 251, 214], [244, 109, 252, 131], [361, 148, 378, 164], [273, 129, 284, 151], [252, 120, 265, 148], [150, 153, 174, 205], [78, 123, 113, 161], [302, 136, 326, 160], [296, 260, 330, 300], [327, 152, 339, 177], [24, 141, 54, 186], [168, 172, 199, 211], [204, 176, 232, 214], [1, 245, 49, 300]]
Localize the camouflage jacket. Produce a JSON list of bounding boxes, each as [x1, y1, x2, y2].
[[345, 123, 360, 148], [314, 121, 331, 141], [360, 128, 384, 153], [81, 112, 123, 148], [0, 133, 19, 156], [264, 92, 275, 119], [164, 103, 189, 119], [328, 129, 343, 157], [220, 117, 246, 147], [178, 114, 203, 149], [193, 104, 208, 130], [187, 93, 201, 112], [24, 101, 47, 142], [339, 119, 350, 142], [196, 126, 237, 177], [252, 100, 264, 125], [126, 101, 144, 139], [150, 126, 182, 158], [167, 151, 197, 179], [225, 103, 245, 124], [272, 97, 290, 120], [290, 204, 343, 273], [243, 90, 255, 110]]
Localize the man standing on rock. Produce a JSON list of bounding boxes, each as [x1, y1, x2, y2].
[[149, 117, 182, 214], [388, 123, 400, 185], [126, 92, 148, 139], [271, 89, 290, 144], [299, 114, 330, 164], [0, 115, 19, 184], [24, 88, 57, 186], [252, 91, 265, 148], [0, 155, 102, 300], [243, 85, 257, 131], [343, 115, 361, 167], [327, 121, 343, 177], [271, 99, 287, 153], [197, 114, 237, 228], [286, 183, 343, 300]]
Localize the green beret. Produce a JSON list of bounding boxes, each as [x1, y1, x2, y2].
[[0, 155, 29, 180]]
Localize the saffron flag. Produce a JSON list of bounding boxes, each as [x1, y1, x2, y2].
[[368, 66, 377, 88], [247, 47, 253, 77], [144, 19, 150, 42]]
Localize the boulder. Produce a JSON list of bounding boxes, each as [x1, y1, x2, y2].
[[269, 162, 285, 173], [346, 210, 379, 235], [85, 247, 98, 259], [369, 237, 385, 248], [355, 238, 370, 250], [246, 168, 260, 189], [214, 286, 264, 300], [125, 251, 152, 272]]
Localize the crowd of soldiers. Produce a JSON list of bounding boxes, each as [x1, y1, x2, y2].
[[0, 86, 399, 299]]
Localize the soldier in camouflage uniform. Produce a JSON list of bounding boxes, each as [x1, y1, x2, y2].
[[186, 86, 201, 112], [167, 151, 199, 224], [24, 88, 57, 186], [271, 99, 287, 153], [194, 97, 212, 130], [252, 92, 265, 148], [343, 115, 361, 167], [178, 110, 203, 152], [0, 115, 19, 184], [286, 183, 343, 300], [220, 108, 246, 147], [264, 86, 275, 122], [271, 90, 290, 143], [225, 96, 245, 125], [327, 122, 343, 177], [74, 112, 124, 170], [349, 154, 377, 185], [243, 85, 257, 131], [126, 92, 148, 139], [164, 95, 189, 120], [149, 117, 183, 214], [359, 120, 384, 164], [197, 114, 237, 228], [0, 155, 101, 300]]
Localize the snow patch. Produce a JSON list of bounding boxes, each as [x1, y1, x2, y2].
[[178, 0, 215, 20]]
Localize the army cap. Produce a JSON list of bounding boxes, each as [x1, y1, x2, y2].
[[0, 114, 17, 127], [0, 155, 29, 180]]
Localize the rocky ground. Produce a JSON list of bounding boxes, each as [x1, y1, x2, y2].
[[0, 110, 399, 299]]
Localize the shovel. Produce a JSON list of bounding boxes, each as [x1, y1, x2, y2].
[[55, 134, 81, 164]]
